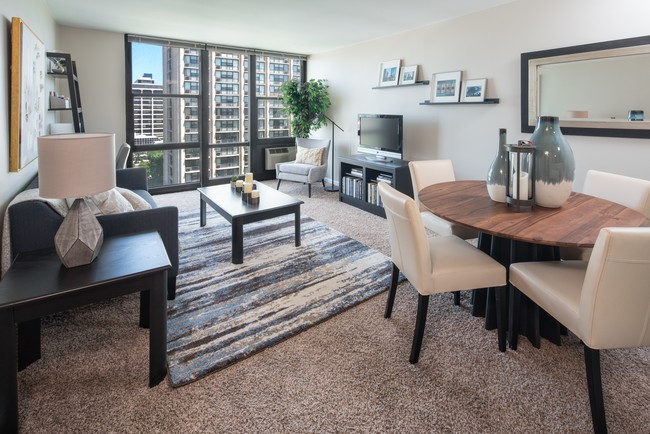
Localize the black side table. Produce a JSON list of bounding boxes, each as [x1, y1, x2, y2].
[[0, 231, 171, 433]]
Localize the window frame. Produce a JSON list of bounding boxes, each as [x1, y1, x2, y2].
[[125, 35, 306, 194]]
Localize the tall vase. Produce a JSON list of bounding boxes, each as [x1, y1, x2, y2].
[[531, 116, 575, 208], [486, 128, 508, 202]]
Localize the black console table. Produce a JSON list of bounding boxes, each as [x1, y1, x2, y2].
[[0, 231, 171, 433], [339, 154, 413, 217]]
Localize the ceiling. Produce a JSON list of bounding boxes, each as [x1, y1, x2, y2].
[[47, 0, 516, 55]]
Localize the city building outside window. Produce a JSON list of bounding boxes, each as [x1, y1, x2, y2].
[[126, 37, 304, 191]]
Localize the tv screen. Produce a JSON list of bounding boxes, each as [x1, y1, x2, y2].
[[357, 114, 403, 160]]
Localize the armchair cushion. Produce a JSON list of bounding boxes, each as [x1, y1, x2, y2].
[[295, 146, 326, 165], [276, 162, 317, 176]]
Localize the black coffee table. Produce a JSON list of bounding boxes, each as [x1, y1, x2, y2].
[[198, 182, 304, 264], [0, 231, 171, 433]]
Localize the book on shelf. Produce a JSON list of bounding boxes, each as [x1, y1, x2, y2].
[[341, 175, 363, 199], [375, 173, 393, 185], [367, 181, 383, 207], [349, 168, 363, 178]]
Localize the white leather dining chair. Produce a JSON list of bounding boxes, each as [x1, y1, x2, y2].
[[510, 227, 650, 434], [408, 160, 479, 240], [409, 160, 482, 306], [561, 170, 650, 260], [378, 182, 507, 362]]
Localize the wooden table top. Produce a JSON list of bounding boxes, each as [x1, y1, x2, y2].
[[419, 180, 650, 248]]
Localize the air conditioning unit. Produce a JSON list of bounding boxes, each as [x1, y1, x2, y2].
[[264, 146, 296, 170]]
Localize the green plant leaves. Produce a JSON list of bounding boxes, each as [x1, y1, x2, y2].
[[279, 79, 331, 138]]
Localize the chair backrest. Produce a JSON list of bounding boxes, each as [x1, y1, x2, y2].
[[580, 227, 650, 349], [378, 182, 432, 290], [408, 160, 456, 211], [583, 169, 650, 217], [116, 142, 131, 169], [296, 138, 331, 165]]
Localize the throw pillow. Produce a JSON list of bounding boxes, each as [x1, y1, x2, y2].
[[65, 188, 135, 215], [295, 146, 325, 166]]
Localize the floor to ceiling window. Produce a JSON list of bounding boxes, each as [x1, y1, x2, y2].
[[125, 35, 305, 193]]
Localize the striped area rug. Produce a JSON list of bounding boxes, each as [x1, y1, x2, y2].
[[167, 211, 396, 387]]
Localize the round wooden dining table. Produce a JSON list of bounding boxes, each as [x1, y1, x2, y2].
[[419, 180, 650, 348]]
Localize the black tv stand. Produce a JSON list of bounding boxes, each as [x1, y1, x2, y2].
[[339, 154, 413, 218]]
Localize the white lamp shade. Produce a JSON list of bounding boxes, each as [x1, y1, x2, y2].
[[38, 133, 116, 199]]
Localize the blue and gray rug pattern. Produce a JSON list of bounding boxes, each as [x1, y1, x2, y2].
[[167, 211, 396, 387]]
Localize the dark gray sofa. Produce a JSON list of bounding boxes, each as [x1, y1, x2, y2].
[[8, 167, 179, 300]]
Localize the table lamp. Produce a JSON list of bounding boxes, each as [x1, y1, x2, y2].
[[37, 133, 116, 268]]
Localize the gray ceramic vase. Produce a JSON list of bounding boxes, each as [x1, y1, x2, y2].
[[486, 128, 508, 202], [531, 116, 575, 208]]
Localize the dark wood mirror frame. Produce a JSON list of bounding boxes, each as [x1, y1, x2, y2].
[[521, 35, 650, 138]]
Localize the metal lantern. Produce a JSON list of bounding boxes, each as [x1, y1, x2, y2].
[[505, 140, 535, 211]]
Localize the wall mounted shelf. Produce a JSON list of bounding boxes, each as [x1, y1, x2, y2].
[[419, 98, 500, 105], [372, 80, 430, 90]]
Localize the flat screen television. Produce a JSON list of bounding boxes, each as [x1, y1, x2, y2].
[[357, 114, 403, 161]]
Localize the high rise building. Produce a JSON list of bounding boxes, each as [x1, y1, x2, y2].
[[131, 46, 301, 187]]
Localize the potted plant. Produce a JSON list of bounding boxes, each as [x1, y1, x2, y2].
[[279, 78, 331, 138], [230, 175, 238, 189]]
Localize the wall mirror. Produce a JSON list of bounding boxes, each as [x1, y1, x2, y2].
[[521, 35, 650, 138]]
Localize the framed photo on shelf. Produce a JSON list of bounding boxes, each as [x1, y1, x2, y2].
[[378, 59, 401, 87], [431, 71, 462, 103], [10, 17, 46, 172], [462, 78, 487, 102], [399, 65, 418, 85]]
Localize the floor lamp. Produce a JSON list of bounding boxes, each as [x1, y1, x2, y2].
[[323, 115, 343, 192]]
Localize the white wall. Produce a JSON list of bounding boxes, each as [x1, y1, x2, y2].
[[58, 27, 126, 145], [0, 0, 56, 246], [308, 0, 650, 191], [3, 0, 649, 231]]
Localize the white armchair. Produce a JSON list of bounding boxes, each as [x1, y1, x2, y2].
[[276, 138, 331, 198]]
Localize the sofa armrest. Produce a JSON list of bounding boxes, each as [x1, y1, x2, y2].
[[9, 201, 64, 256], [116, 167, 148, 191]]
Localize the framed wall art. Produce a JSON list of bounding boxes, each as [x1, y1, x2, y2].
[[462, 78, 487, 102], [378, 59, 401, 87], [399, 65, 418, 85], [10, 17, 46, 172], [431, 71, 462, 103]]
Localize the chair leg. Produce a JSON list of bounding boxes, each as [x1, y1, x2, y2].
[[308, 183, 312, 198], [584, 346, 608, 434], [409, 294, 430, 364], [509, 284, 521, 350], [453, 291, 460, 305], [495, 285, 507, 352], [384, 264, 400, 318], [321, 179, 326, 190], [276, 179, 281, 190]]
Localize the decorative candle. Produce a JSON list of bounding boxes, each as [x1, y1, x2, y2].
[[243, 182, 253, 193], [245, 172, 253, 183], [513, 171, 529, 200], [235, 180, 243, 188], [251, 190, 260, 198]]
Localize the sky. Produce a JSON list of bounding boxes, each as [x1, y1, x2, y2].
[[131, 42, 162, 84]]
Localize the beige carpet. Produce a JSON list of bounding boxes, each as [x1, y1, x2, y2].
[[16, 180, 650, 433]]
